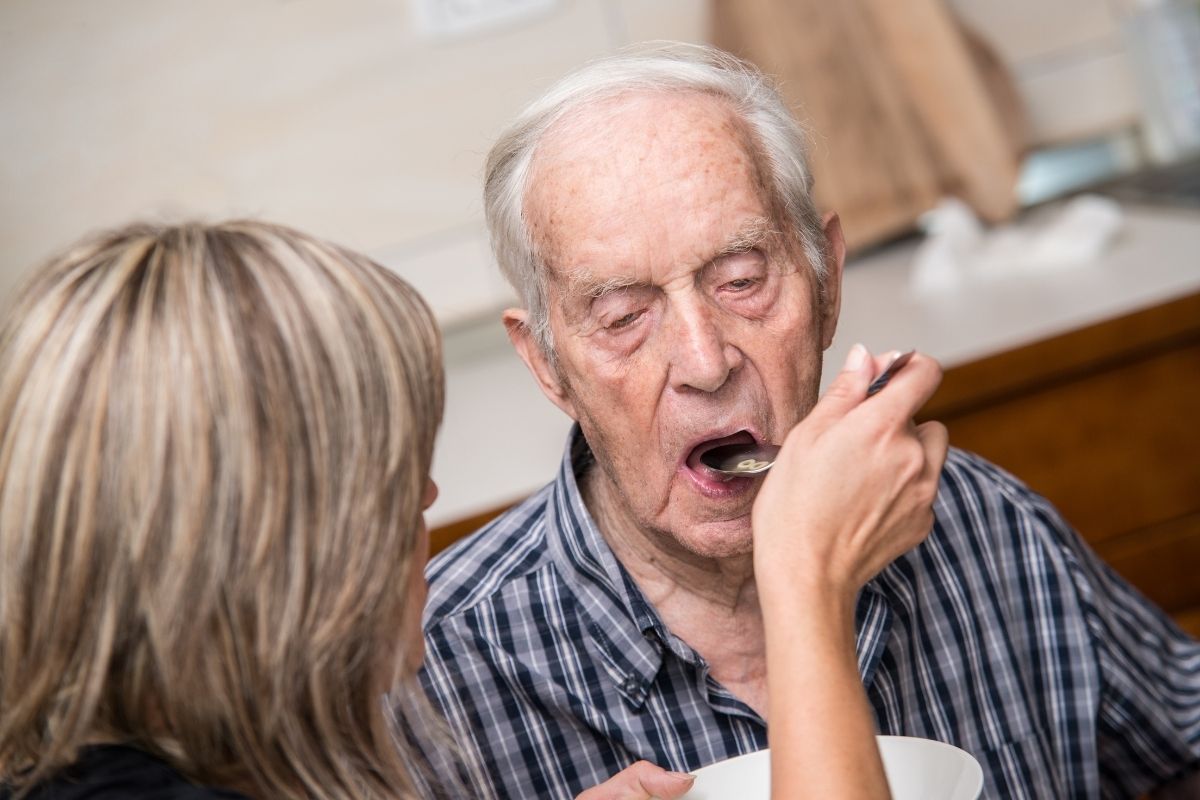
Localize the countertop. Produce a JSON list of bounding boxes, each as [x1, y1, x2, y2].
[[824, 202, 1200, 378]]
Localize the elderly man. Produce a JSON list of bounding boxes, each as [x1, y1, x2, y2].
[[419, 44, 1200, 798]]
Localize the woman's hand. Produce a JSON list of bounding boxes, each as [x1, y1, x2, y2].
[[574, 761, 694, 800], [752, 344, 948, 607]]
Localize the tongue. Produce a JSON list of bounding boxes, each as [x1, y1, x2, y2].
[[687, 431, 755, 472]]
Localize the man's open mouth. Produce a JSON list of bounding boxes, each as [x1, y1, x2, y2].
[[684, 430, 758, 490], [686, 430, 756, 472]]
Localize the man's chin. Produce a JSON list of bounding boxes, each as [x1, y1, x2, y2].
[[667, 514, 755, 561]]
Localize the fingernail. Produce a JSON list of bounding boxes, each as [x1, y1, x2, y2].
[[669, 771, 696, 781], [845, 343, 867, 371]]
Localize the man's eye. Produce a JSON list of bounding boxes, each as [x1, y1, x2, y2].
[[607, 310, 643, 330], [723, 278, 758, 292]]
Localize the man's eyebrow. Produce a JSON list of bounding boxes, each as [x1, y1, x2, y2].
[[558, 216, 775, 300], [712, 216, 774, 259], [563, 270, 642, 301]]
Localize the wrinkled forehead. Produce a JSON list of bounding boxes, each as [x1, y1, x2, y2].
[[524, 90, 780, 286]]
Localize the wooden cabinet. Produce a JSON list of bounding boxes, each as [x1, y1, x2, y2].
[[918, 291, 1200, 636]]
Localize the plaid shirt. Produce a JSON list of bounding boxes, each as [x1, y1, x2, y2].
[[418, 428, 1200, 799]]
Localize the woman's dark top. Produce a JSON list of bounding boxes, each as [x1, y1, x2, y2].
[[0, 745, 250, 799]]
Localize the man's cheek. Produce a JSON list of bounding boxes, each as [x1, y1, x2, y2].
[[597, 347, 654, 381]]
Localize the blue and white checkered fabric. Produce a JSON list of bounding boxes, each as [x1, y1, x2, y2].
[[416, 427, 1200, 799]]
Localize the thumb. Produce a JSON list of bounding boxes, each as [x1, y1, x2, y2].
[[574, 762, 695, 800], [807, 343, 873, 425], [636, 767, 695, 799]]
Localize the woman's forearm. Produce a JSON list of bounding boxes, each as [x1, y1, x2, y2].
[[763, 585, 890, 800]]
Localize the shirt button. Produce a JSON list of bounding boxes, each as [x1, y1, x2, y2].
[[622, 677, 647, 703]]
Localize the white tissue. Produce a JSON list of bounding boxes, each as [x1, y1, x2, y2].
[[911, 198, 981, 294], [1024, 194, 1124, 266], [910, 195, 1125, 295]]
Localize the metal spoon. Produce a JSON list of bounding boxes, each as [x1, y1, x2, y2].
[[865, 349, 914, 397], [700, 349, 916, 477]]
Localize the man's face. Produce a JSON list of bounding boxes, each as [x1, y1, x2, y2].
[[514, 92, 842, 559]]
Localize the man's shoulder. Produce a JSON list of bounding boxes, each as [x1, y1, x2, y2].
[[939, 446, 1056, 517], [932, 447, 1074, 556], [926, 446, 1090, 582], [423, 484, 557, 625]]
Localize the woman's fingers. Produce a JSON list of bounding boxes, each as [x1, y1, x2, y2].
[[862, 351, 944, 422], [802, 343, 877, 431], [754, 349, 951, 597], [573, 761, 695, 800], [915, 420, 950, 486]]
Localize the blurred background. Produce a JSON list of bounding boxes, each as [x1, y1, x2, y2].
[[3, 1, 1198, 629]]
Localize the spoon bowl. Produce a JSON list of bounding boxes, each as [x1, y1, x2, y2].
[[700, 443, 782, 476]]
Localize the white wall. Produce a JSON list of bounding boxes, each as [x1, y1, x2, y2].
[[1, 0, 1150, 307], [949, 0, 1142, 144], [0, 0, 710, 524], [0, 0, 709, 317], [1, 0, 1159, 525]]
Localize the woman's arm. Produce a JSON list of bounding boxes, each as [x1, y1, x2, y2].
[[759, 574, 888, 798], [752, 344, 948, 800]]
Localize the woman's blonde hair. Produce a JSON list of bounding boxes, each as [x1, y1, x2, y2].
[[0, 221, 444, 798]]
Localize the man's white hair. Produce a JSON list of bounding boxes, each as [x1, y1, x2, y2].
[[483, 41, 827, 356]]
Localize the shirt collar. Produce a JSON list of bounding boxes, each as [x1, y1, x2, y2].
[[544, 425, 670, 708], [543, 424, 894, 706]]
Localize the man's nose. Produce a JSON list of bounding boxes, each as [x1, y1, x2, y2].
[[667, 303, 743, 393]]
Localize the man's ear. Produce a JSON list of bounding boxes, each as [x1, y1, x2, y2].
[[818, 211, 846, 351], [503, 308, 578, 420]]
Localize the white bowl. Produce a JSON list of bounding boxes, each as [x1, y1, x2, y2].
[[685, 736, 983, 800]]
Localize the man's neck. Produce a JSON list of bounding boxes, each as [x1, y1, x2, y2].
[[579, 465, 769, 717]]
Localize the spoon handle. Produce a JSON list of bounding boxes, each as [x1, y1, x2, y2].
[[866, 349, 915, 397]]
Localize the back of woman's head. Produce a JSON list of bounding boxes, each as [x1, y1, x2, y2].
[[0, 221, 444, 798]]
